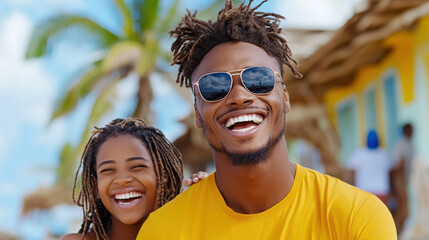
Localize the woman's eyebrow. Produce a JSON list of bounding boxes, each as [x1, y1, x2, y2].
[[97, 160, 115, 168], [126, 156, 150, 162]]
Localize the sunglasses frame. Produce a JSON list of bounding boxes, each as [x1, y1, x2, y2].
[[193, 66, 282, 102]]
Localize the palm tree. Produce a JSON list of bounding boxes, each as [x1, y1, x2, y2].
[[22, 0, 230, 214]]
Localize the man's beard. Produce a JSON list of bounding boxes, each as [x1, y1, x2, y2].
[[199, 105, 286, 166], [219, 127, 284, 166]]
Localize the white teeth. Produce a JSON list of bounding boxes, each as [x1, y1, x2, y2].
[[231, 125, 257, 132], [224, 114, 263, 128], [114, 192, 142, 200]]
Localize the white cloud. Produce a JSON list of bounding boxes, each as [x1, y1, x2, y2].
[[0, 12, 30, 61], [275, 0, 363, 30], [0, 182, 19, 195], [0, 12, 55, 132]]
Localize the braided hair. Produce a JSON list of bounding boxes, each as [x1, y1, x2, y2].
[[72, 118, 183, 239], [169, 0, 302, 88]]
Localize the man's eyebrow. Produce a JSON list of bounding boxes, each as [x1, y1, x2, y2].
[[126, 157, 150, 162], [97, 160, 115, 169]]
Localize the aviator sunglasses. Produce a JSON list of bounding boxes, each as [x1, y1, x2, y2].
[[193, 66, 282, 102]]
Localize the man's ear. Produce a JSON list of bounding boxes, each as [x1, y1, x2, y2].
[[283, 84, 291, 113], [194, 103, 202, 128]]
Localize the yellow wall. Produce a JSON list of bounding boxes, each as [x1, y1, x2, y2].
[[323, 14, 429, 147]]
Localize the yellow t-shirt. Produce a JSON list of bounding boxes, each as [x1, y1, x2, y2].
[[137, 164, 396, 239]]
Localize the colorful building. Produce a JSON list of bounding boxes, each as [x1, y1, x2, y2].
[[288, 1, 429, 238]]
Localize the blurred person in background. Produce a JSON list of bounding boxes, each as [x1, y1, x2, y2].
[[390, 123, 414, 233], [347, 130, 393, 205]]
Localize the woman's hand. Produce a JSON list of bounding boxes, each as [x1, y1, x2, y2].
[[183, 171, 209, 186]]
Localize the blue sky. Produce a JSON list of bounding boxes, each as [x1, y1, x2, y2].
[[0, 0, 362, 238]]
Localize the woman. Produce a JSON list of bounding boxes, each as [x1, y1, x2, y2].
[[62, 118, 205, 240]]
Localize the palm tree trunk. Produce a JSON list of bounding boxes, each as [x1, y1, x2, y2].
[[133, 74, 153, 123]]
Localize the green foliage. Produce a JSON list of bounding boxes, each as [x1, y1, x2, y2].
[[138, 0, 161, 32], [114, 0, 138, 40], [51, 64, 104, 121], [57, 143, 78, 187], [25, 15, 118, 59]]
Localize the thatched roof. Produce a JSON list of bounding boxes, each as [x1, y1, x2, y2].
[[285, 104, 342, 177], [283, 28, 335, 61], [21, 184, 73, 217], [0, 232, 18, 240], [286, 0, 429, 103]]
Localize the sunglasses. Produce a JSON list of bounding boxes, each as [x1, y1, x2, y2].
[[193, 66, 282, 102]]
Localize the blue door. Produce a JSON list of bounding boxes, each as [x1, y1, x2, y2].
[[337, 98, 359, 164], [383, 74, 400, 152]]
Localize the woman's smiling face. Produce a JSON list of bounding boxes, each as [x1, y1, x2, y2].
[[95, 134, 157, 225]]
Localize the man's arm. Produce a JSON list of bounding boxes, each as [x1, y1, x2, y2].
[[350, 195, 397, 240]]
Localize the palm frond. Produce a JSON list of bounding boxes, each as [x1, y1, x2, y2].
[[56, 143, 77, 186], [136, 0, 160, 32], [102, 41, 157, 76], [51, 64, 105, 121], [77, 79, 122, 153], [113, 0, 138, 40], [56, 78, 121, 186], [159, 0, 180, 33], [102, 41, 143, 72], [51, 40, 153, 121], [26, 15, 119, 59]]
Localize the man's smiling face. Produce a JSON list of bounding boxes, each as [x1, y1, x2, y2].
[[192, 41, 290, 165]]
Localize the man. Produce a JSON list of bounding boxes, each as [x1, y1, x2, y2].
[[346, 130, 393, 205], [137, 0, 396, 239], [393, 123, 414, 185], [391, 123, 414, 233]]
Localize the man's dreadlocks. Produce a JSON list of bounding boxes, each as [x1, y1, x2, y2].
[[72, 118, 183, 239], [169, 0, 302, 88]]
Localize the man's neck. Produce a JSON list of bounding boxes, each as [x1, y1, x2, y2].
[[213, 139, 296, 214]]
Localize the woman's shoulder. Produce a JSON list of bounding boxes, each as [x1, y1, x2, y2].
[[61, 232, 96, 240]]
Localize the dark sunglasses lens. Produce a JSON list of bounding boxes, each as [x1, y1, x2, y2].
[[199, 72, 232, 101], [242, 67, 275, 94]]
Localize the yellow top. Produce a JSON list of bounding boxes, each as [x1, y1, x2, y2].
[[137, 164, 396, 240]]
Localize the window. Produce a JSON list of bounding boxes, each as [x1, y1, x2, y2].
[[364, 87, 377, 132], [383, 74, 400, 152], [337, 98, 359, 165]]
